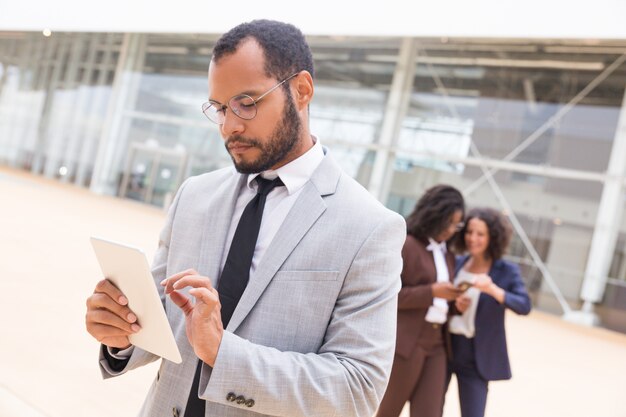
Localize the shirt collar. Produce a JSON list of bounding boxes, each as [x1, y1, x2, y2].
[[427, 238, 447, 254], [246, 136, 324, 195]]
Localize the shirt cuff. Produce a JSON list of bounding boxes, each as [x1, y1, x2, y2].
[[107, 345, 134, 360]]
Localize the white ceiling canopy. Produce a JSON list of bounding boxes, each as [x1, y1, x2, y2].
[[0, 0, 625, 39]]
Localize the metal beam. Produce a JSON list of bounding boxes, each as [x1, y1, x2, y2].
[[90, 33, 146, 195], [463, 52, 626, 195], [368, 37, 417, 202], [579, 84, 626, 309]]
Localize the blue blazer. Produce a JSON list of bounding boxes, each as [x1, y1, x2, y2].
[[453, 256, 531, 381]]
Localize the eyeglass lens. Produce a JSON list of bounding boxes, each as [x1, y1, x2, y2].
[[203, 94, 257, 124]]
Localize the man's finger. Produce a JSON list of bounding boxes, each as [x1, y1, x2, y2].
[[87, 293, 138, 324], [160, 269, 199, 294], [172, 275, 214, 291], [87, 309, 141, 333], [168, 290, 194, 316], [189, 287, 220, 307], [87, 322, 133, 343], [94, 279, 129, 306]]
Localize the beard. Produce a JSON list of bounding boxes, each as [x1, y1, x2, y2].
[[225, 92, 302, 174]]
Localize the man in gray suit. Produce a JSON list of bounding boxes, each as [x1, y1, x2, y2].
[[85, 19, 406, 417]]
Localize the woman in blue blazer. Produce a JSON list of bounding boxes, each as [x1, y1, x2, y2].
[[446, 207, 531, 417]]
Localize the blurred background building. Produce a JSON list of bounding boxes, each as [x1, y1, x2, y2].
[[1, 1, 626, 333]]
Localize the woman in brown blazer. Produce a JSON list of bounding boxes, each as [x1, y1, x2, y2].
[[377, 185, 465, 417]]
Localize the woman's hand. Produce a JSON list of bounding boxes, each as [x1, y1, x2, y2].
[[455, 295, 472, 313], [432, 282, 463, 300], [473, 274, 493, 291], [473, 273, 505, 303]]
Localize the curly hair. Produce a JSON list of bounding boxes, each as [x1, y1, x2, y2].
[[212, 19, 315, 85], [406, 184, 465, 241], [452, 207, 512, 260]]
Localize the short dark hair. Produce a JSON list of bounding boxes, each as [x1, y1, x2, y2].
[[452, 207, 512, 260], [406, 184, 465, 241], [212, 19, 315, 83]]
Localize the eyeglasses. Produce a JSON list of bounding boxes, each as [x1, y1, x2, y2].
[[201, 73, 299, 125]]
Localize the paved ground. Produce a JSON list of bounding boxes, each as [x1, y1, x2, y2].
[[1, 165, 625, 417]]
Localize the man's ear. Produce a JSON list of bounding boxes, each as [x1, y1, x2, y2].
[[292, 70, 314, 110]]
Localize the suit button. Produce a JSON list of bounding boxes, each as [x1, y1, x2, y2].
[[236, 395, 246, 404], [433, 323, 439, 329], [226, 392, 237, 402], [245, 399, 255, 408], [172, 407, 180, 417]]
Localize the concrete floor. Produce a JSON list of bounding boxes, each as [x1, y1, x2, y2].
[[1, 165, 625, 417]]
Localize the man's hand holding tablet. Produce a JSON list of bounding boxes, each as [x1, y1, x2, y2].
[[86, 237, 182, 363]]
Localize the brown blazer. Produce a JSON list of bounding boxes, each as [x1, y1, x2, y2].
[[395, 234, 455, 359]]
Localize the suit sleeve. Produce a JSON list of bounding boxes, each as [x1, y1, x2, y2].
[[397, 238, 434, 310], [199, 213, 406, 417], [502, 262, 532, 316], [99, 178, 190, 378]]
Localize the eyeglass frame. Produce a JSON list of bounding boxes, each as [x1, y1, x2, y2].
[[453, 221, 466, 232], [201, 72, 299, 125]]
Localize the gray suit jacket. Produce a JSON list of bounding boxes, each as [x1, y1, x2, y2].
[[99, 151, 406, 417]]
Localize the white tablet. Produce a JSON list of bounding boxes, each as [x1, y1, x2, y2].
[[90, 237, 182, 364]]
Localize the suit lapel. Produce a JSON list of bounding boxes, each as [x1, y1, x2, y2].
[[445, 251, 456, 282], [455, 255, 470, 275], [226, 153, 341, 332], [198, 171, 246, 287], [489, 259, 505, 285]]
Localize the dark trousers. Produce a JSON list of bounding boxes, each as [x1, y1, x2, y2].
[[446, 334, 489, 417], [376, 323, 446, 417]]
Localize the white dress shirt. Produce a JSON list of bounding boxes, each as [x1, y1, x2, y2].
[[221, 138, 324, 281], [424, 238, 450, 324]]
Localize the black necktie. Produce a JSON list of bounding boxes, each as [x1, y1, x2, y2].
[[183, 176, 284, 417]]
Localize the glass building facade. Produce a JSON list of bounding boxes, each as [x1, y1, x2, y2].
[[1, 31, 625, 332]]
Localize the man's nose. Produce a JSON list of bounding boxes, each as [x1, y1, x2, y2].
[[220, 110, 245, 137]]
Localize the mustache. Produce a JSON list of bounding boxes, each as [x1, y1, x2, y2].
[[225, 136, 260, 149]]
